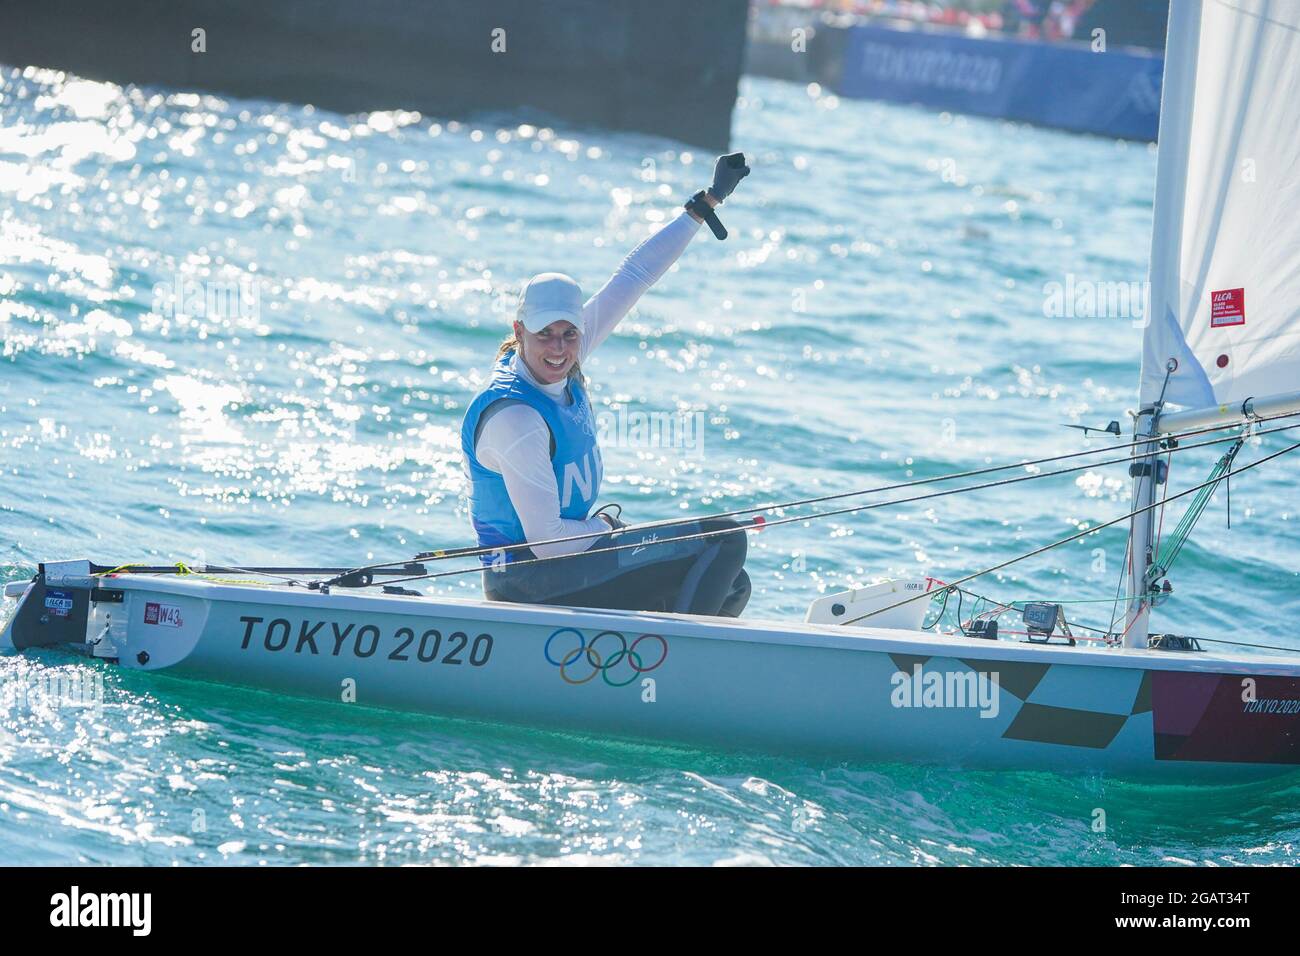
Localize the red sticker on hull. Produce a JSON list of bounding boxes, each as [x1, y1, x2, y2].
[[143, 601, 184, 628], [1152, 672, 1300, 764]]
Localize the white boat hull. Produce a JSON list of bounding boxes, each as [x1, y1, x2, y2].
[[5, 567, 1300, 778]]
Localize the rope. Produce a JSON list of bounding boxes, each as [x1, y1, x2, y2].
[[312, 409, 1300, 587], [1151, 440, 1242, 581], [367, 435, 1246, 589], [93, 563, 147, 577], [94, 561, 295, 587], [924, 582, 1132, 643], [1106, 531, 1132, 638], [321, 420, 1300, 590], [920, 587, 952, 630], [839, 438, 1300, 626], [1153, 449, 1172, 561]]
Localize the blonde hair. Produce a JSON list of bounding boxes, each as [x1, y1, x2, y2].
[[498, 327, 585, 386]]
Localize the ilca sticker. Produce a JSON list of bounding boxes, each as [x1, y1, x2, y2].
[[144, 601, 184, 627], [44, 589, 75, 618], [1210, 287, 1245, 328]]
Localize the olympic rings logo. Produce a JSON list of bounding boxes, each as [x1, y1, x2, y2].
[[543, 627, 669, 687]]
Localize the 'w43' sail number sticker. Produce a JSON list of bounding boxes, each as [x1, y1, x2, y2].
[[144, 602, 184, 627]]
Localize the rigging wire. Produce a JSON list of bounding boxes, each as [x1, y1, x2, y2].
[[1153, 439, 1244, 579], [1153, 448, 1173, 563], [89, 409, 1300, 600], [838, 438, 1300, 626], [1106, 531, 1132, 639], [353, 428, 1300, 592], [313, 412, 1300, 589]]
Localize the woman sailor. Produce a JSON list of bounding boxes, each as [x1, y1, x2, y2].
[[460, 153, 752, 616]]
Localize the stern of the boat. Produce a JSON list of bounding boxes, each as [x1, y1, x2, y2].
[[2, 561, 97, 653], [2, 559, 208, 668]]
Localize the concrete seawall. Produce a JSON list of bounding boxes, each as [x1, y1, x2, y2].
[[0, 0, 748, 149]]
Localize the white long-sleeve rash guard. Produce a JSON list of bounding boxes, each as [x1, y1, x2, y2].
[[475, 210, 703, 558]]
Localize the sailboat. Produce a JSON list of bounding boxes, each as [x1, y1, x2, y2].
[[3, 0, 1299, 777]]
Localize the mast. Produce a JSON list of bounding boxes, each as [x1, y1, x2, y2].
[[1122, 0, 1203, 650], [1122, 390, 1165, 648]]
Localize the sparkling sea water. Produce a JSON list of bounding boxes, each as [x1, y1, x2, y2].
[[1, 67, 1297, 865]]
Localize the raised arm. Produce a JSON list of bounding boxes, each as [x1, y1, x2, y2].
[[578, 211, 703, 357], [580, 153, 750, 357]]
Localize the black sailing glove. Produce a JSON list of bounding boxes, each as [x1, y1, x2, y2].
[[707, 152, 750, 202]]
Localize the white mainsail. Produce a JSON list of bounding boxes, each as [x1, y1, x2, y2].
[[1127, 0, 1300, 646], [1140, 0, 1300, 411]]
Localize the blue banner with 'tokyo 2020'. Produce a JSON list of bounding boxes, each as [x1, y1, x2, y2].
[[836, 25, 1163, 141]]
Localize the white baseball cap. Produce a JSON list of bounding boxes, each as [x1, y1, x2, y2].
[[517, 272, 585, 334]]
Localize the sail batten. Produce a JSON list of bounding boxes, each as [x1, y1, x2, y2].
[[1140, 0, 1300, 409]]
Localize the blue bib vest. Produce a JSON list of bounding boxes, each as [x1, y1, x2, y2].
[[461, 351, 603, 565]]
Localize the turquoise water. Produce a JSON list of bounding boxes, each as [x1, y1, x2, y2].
[[2, 67, 1298, 865]]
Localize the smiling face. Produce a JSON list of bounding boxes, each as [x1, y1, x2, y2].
[[515, 319, 580, 384]]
